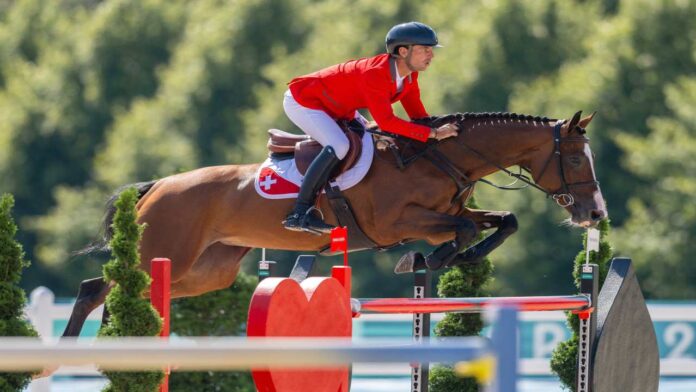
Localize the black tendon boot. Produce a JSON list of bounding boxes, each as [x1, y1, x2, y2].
[[283, 146, 341, 234]]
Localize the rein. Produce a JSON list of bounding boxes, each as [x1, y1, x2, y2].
[[373, 119, 599, 208]]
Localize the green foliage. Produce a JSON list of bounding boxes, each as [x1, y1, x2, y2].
[[169, 273, 256, 391], [429, 365, 478, 392], [612, 77, 696, 298], [549, 337, 578, 390], [550, 219, 613, 391], [98, 188, 163, 392], [0, 193, 38, 391]]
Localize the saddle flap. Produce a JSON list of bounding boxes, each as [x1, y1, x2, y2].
[[295, 129, 363, 177], [267, 129, 310, 154]]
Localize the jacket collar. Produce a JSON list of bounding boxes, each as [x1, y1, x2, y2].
[[389, 56, 413, 84]]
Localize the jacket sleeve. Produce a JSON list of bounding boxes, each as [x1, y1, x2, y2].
[[400, 78, 429, 120], [361, 70, 431, 142]]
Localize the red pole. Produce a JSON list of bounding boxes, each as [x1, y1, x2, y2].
[[357, 295, 590, 314], [151, 258, 171, 392]]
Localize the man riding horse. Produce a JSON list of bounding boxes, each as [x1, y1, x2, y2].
[[282, 21, 459, 234], [56, 19, 607, 344]]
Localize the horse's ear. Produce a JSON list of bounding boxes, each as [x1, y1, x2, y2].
[[567, 111, 583, 130], [578, 111, 596, 128]]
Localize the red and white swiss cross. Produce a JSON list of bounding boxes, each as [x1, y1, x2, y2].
[[254, 131, 375, 199]]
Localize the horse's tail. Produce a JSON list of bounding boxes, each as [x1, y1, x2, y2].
[[74, 180, 158, 256]]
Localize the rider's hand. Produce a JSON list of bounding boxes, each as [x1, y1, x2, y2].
[[429, 123, 459, 140]]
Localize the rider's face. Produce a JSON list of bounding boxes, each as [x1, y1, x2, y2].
[[402, 45, 435, 72]]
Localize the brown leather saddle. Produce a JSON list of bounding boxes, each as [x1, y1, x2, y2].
[[266, 120, 365, 176]]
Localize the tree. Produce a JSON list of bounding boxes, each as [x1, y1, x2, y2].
[[611, 77, 696, 298], [26, 0, 308, 295], [430, 197, 492, 391], [0, 194, 38, 391], [97, 187, 163, 392]]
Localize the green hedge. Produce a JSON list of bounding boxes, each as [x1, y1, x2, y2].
[[97, 188, 164, 392], [550, 220, 612, 391], [169, 273, 256, 391], [430, 197, 491, 392], [0, 194, 39, 391]]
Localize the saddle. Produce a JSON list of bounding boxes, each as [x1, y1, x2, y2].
[[266, 120, 364, 177]]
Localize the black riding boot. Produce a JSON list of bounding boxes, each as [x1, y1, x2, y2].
[[283, 146, 341, 234]]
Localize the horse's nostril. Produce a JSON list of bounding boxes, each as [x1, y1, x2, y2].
[[591, 209, 604, 221]]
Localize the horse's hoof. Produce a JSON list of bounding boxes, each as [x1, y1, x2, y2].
[[394, 251, 424, 274], [34, 365, 59, 379]]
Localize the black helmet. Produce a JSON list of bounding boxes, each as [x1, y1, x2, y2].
[[385, 22, 441, 55]]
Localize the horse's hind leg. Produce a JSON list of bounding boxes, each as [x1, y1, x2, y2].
[[169, 242, 252, 298], [62, 277, 113, 337]]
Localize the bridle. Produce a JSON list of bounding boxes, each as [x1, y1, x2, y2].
[[417, 119, 600, 208], [530, 120, 601, 207]]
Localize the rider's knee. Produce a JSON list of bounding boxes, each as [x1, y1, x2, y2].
[[332, 142, 349, 160]]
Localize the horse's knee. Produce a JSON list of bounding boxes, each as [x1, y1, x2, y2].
[[500, 213, 518, 235], [455, 218, 478, 244]]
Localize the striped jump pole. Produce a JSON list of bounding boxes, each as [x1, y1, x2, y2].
[[412, 270, 432, 392]]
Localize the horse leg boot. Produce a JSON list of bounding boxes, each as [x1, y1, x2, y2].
[[283, 146, 341, 235], [62, 277, 112, 337], [448, 213, 518, 267], [395, 219, 477, 273]]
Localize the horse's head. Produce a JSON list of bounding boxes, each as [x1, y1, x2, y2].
[[529, 111, 607, 228]]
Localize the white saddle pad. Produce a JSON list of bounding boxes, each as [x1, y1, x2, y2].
[[254, 131, 374, 199]]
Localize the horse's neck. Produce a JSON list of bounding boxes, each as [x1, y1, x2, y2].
[[449, 120, 553, 180]]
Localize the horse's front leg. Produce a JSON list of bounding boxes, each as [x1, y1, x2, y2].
[[445, 209, 518, 268], [391, 208, 478, 274]]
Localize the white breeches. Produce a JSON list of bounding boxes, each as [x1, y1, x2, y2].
[[283, 90, 366, 160]]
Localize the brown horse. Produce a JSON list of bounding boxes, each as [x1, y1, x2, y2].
[[62, 110, 606, 337]]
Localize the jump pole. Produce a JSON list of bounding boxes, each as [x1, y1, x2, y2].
[[353, 264, 598, 391], [412, 269, 432, 392], [151, 258, 171, 392]]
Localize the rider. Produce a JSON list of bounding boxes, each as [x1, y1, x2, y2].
[[282, 21, 459, 234]]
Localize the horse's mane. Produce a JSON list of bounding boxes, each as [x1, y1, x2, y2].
[[414, 112, 558, 129]]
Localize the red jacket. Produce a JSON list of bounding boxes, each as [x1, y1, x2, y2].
[[288, 53, 431, 142]]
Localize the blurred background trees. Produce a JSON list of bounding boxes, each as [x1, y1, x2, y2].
[[1, 0, 693, 299]]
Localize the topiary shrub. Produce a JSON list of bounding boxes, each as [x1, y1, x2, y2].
[[98, 187, 164, 392], [430, 196, 493, 392], [0, 193, 39, 391], [550, 219, 612, 391], [168, 273, 256, 391]]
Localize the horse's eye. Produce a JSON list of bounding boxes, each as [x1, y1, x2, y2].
[[567, 155, 584, 168]]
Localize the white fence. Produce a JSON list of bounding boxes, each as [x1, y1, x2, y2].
[[21, 287, 696, 391], [24, 287, 103, 392]]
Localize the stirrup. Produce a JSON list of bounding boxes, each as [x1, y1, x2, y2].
[[299, 206, 334, 235]]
